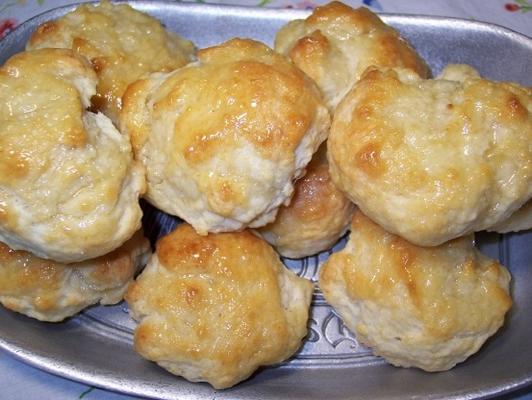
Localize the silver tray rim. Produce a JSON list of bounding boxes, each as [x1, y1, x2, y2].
[[0, 2, 531, 399]]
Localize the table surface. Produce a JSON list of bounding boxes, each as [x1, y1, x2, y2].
[[0, 0, 531, 399]]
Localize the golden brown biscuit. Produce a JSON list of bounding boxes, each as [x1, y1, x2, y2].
[[488, 199, 532, 233], [319, 210, 512, 371], [275, 2, 429, 109], [27, 0, 195, 123], [0, 230, 150, 322], [0, 48, 145, 262], [121, 38, 330, 235], [328, 65, 532, 246], [126, 224, 313, 389], [257, 144, 355, 258]]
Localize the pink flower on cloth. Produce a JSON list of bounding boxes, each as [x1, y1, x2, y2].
[[0, 18, 16, 39], [504, 0, 532, 12], [284, 0, 318, 10]]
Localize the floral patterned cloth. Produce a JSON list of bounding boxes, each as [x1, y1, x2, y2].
[[0, 0, 531, 38], [0, 1, 530, 399]]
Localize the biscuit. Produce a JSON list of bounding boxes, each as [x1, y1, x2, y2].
[[27, 0, 195, 123], [121, 38, 330, 234], [275, 1, 429, 109], [0, 49, 145, 262], [328, 65, 532, 246], [489, 199, 532, 233], [0, 230, 150, 322], [257, 144, 355, 258], [126, 224, 313, 389], [319, 210, 512, 371]]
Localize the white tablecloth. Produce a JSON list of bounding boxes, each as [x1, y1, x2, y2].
[[0, 1, 530, 399]]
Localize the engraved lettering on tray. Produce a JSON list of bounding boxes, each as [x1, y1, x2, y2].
[[305, 318, 320, 343], [321, 311, 358, 350]]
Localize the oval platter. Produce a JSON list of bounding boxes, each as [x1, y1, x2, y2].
[[0, 2, 531, 399]]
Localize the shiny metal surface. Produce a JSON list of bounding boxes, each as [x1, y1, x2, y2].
[[0, 2, 531, 399]]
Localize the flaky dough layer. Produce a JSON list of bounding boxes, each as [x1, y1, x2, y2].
[[257, 144, 354, 258], [27, 0, 195, 122], [328, 65, 532, 246], [126, 224, 313, 389], [275, 1, 429, 109], [0, 230, 150, 322], [0, 49, 145, 262], [121, 38, 330, 234], [320, 210, 512, 371]]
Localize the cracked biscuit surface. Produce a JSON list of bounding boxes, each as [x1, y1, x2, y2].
[[27, 0, 195, 123], [275, 1, 429, 109], [319, 210, 512, 371], [121, 38, 330, 234], [0, 230, 150, 322], [0, 48, 145, 262], [328, 65, 532, 246], [126, 224, 313, 389]]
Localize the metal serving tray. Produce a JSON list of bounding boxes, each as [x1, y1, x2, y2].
[[0, 2, 531, 399]]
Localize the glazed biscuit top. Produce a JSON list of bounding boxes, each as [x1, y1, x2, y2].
[[27, 0, 195, 122], [128, 225, 310, 360], [126, 224, 313, 388], [0, 48, 144, 262], [275, 1, 429, 109], [328, 65, 532, 245], [320, 210, 512, 340], [125, 38, 326, 161], [121, 38, 330, 231]]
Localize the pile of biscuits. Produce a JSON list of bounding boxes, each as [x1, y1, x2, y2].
[[0, 0, 530, 390]]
